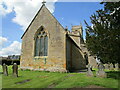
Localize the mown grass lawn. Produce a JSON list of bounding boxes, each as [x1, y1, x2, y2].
[[0, 65, 119, 88]]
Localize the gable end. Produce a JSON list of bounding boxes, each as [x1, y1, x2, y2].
[[21, 4, 66, 39]]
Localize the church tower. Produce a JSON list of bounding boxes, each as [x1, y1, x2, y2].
[[71, 25, 83, 37], [69, 24, 84, 47]]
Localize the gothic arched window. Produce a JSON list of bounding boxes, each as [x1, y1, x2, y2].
[[34, 28, 48, 56]]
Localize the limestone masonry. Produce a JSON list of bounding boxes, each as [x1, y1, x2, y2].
[[20, 4, 97, 72]]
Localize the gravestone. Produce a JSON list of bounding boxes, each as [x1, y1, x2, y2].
[[104, 64, 109, 70], [109, 63, 114, 70], [86, 64, 93, 76], [2, 63, 8, 76], [12, 63, 18, 77], [115, 63, 119, 71], [96, 63, 106, 78]]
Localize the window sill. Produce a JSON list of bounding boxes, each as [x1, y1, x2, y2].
[[34, 56, 48, 59]]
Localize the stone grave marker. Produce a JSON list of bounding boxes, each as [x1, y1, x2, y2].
[[2, 63, 8, 76], [12, 63, 18, 77], [86, 64, 93, 76], [109, 63, 114, 70], [104, 64, 109, 70], [115, 63, 119, 71], [96, 63, 106, 78]]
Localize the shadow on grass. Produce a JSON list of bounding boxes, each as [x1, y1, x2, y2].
[[15, 79, 32, 84], [106, 71, 120, 79]]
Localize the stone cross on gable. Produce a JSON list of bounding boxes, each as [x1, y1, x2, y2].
[[42, 0, 46, 5]]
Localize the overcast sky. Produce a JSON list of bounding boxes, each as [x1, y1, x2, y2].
[[0, 0, 104, 56]]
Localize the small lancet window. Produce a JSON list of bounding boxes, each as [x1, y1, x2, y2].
[[34, 27, 48, 56]]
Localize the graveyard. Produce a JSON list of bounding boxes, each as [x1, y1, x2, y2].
[[0, 65, 119, 88], [1, 1, 120, 89]]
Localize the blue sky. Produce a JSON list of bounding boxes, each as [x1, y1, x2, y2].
[[54, 2, 104, 37], [0, 2, 104, 56]]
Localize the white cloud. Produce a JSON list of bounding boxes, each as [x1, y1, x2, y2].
[[0, 41, 21, 56], [0, 36, 8, 46], [0, 0, 13, 15], [0, 0, 58, 30]]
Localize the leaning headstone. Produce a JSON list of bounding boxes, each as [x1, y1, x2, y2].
[[115, 63, 119, 71], [96, 63, 106, 78], [12, 63, 18, 77], [109, 63, 114, 70], [86, 64, 93, 76], [2, 63, 8, 76]]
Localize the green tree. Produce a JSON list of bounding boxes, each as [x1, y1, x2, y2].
[[85, 1, 120, 64]]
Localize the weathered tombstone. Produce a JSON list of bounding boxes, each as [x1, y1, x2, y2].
[[2, 63, 8, 76], [115, 63, 119, 71], [104, 64, 109, 70], [86, 64, 93, 76], [12, 63, 18, 77], [96, 63, 106, 78], [109, 63, 114, 70]]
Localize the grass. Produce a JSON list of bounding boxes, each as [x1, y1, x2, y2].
[[0, 65, 119, 88]]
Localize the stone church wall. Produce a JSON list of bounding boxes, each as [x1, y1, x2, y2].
[[20, 6, 67, 72], [66, 36, 86, 71], [71, 42, 86, 70]]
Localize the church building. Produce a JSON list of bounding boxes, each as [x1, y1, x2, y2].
[[20, 2, 97, 72]]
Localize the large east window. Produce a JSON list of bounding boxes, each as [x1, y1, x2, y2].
[[34, 28, 48, 56]]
